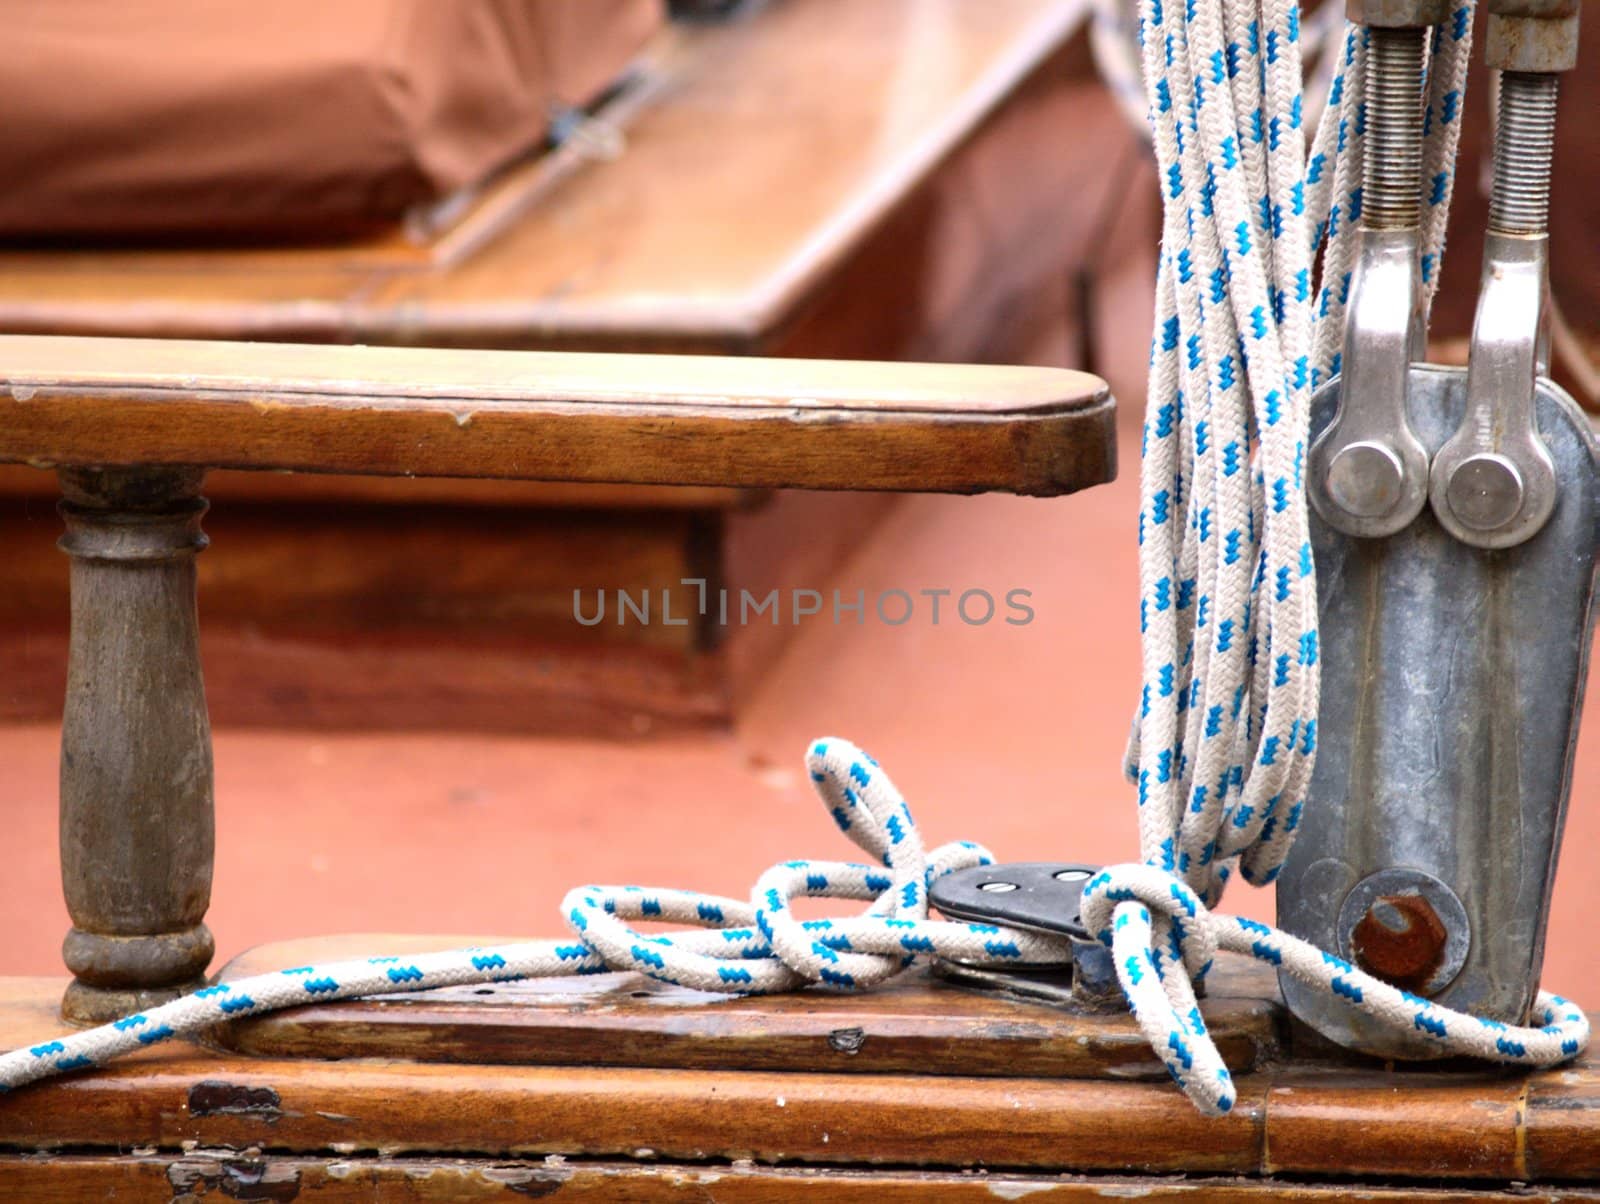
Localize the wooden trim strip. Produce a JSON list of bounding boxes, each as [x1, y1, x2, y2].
[[0, 977, 1594, 1181], [0, 1054, 1264, 1173], [5, 1155, 1596, 1202]]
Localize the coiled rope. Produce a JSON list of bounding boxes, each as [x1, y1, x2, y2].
[[0, 0, 1588, 1113]]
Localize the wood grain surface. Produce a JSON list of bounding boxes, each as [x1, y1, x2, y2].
[[0, 462, 759, 510], [206, 936, 1282, 1080], [0, 335, 1115, 495], [0, 967, 1595, 1182], [6, 1155, 1599, 1203]]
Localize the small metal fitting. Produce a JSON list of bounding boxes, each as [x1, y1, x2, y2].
[[1338, 868, 1470, 998], [1430, 72, 1561, 548], [1489, 72, 1561, 234], [1430, 232, 1559, 545], [1346, 0, 1454, 28], [1361, 28, 1430, 231], [928, 862, 1123, 1009], [1485, 0, 1580, 74], [1309, 27, 1432, 538], [1351, 894, 1449, 991]]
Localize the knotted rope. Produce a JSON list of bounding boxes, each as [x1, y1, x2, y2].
[[0, 0, 1588, 1113], [1080, 867, 1587, 1115]]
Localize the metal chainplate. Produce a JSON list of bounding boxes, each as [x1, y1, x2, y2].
[[1277, 364, 1599, 1058]]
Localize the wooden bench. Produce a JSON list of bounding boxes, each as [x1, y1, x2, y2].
[[0, 333, 1113, 1023], [0, 0, 1102, 359]]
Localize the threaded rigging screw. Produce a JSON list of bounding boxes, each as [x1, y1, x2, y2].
[[1362, 27, 1428, 231], [1489, 72, 1559, 235]]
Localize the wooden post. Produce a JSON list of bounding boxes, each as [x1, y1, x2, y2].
[[56, 467, 215, 1024]]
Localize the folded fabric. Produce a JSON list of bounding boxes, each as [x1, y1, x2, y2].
[[0, 0, 662, 239]]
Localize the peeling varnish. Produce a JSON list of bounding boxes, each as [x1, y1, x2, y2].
[[1090, 1186, 1161, 1198], [165, 1153, 303, 1202], [828, 1025, 867, 1054], [987, 1179, 1064, 1199], [1513, 1077, 1531, 1181], [187, 1080, 284, 1123], [480, 1162, 573, 1196]]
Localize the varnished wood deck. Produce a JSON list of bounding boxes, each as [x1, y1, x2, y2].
[[0, 967, 1596, 1188]]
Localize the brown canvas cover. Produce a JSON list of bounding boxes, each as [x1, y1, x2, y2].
[[0, 0, 663, 240]]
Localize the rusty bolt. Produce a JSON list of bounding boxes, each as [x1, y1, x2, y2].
[[1350, 892, 1449, 993]]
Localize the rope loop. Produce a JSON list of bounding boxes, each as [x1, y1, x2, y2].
[[0, 739, 1589, 1107], [565, 739, 1071, 995], [1214, 916, 1592, 1070], [1082, 863, 1219, 982], [1081, 864, 1592, 1116], [1083, 864, 1235, 1115], [562, 886, 803, 993]]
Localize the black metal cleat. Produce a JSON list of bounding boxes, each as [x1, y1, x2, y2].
[[929, 862, 1120, 1008]]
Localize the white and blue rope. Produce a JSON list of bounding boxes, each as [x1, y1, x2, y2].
[[1079, 866, 1588, 1115], [1101, 0, 1584, 1116], [0, 735, 1584, 1108]]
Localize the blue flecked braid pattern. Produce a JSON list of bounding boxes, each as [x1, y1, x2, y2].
[[1079, 867, 1589, 1115], [1096, 0, 1587, 1116], [0, 739, 1070, 1095]]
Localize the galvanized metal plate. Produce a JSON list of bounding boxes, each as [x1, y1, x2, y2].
[[1278, 365, 1598, 1057]]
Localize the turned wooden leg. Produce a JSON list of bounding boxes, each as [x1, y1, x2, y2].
[[56, 467, 215, 1024]]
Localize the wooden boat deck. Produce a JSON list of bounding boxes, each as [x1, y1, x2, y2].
[[1, 962, 1596, 1194]]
